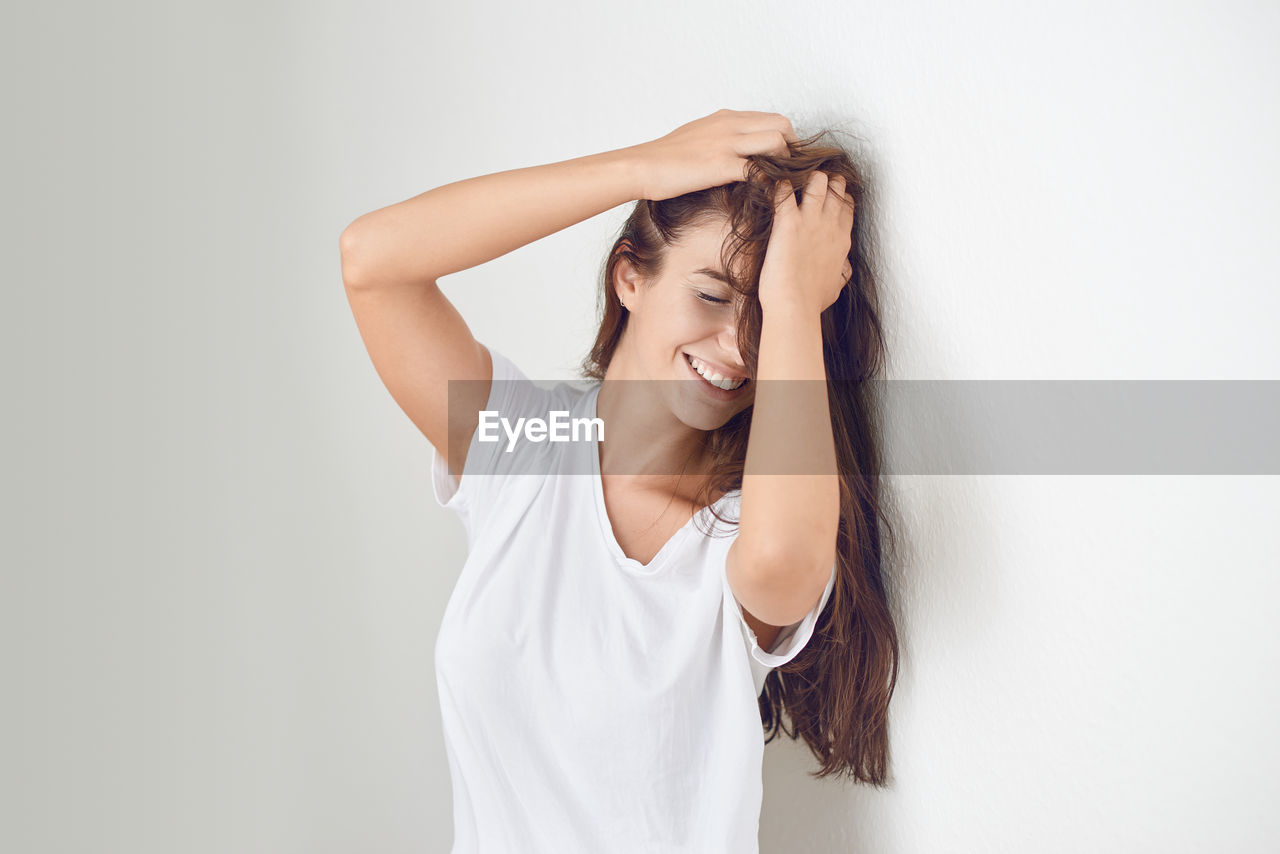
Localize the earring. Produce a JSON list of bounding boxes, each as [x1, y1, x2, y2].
[[621, 301, 628, 310]]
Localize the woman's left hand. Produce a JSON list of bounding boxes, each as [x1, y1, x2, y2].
[[757, 171, 856, 316]]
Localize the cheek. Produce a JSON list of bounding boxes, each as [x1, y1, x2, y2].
[[663, 311, 714, 345]]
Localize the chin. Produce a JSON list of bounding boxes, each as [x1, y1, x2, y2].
[[670, 386, 750, 433]]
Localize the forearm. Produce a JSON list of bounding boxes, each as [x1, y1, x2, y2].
[[739, 303, 840, 575], [340, 144, 645, 288]]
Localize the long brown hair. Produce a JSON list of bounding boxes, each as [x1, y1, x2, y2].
[[578, 129, 901, 787]]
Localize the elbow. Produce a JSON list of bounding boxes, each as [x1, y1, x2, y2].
[[339, 220, 372, 289], [732, 537, 833, 626], [339, 216, 440, 290]]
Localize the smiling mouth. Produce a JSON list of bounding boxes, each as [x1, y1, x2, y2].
[[683, 352, 749, 391]]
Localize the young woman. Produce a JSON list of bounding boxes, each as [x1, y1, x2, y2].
[[340, 108, 900, 853]]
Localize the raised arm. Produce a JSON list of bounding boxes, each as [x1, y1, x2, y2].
[[339, 146, 647, 289], [338, 144, 645, 481]]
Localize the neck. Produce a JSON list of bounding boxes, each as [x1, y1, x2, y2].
[[595, 373, 716, 504]]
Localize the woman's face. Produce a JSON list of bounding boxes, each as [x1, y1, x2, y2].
[[615, 218, 756, 431]]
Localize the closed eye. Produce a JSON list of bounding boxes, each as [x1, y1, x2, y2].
[[696, 292, 730, 305]]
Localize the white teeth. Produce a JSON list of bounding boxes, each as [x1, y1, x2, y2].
[[687, 355, 747, 391]]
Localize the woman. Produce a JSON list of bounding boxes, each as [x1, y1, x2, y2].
[[339, 108, 900, 853]]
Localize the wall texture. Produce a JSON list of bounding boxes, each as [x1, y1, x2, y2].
[[4, 0, 1277, 851]]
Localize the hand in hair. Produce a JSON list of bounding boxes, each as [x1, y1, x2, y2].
[[757, 171, 856, 316], [630, 108, 798, 201]]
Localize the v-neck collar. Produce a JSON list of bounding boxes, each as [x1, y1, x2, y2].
[[586, 383, 735, 576]]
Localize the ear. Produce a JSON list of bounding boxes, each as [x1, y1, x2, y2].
[[612, 240, 643, 307]]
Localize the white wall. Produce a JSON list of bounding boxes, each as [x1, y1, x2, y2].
[[4, 1, 1278, 851]]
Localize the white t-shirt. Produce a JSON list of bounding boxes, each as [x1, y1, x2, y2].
[[429, 343, 836, 854]]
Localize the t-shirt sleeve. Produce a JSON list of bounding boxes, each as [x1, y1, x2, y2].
[[430, 343, 563, 532], [723, 555, 838, 697]]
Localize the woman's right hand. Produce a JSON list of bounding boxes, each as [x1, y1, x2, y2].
[[630, 109, 798, 201]]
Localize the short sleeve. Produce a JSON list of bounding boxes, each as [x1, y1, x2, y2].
[[429, 343, 569, 530], [724, 556, 838, 697]]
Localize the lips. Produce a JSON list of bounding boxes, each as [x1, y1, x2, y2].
[[683, 352, 750, 399]]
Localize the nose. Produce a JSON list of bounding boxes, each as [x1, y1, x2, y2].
[[717, 321, 746, 376]]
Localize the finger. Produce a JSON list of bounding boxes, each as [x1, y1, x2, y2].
[[737, 130, 791, 159], [772, 179, 797, 216], [825, 174, 848, 213], [801, 170, 829, 211], [727, 109, 797, 141], [769, 113, 798, 144], [835, 185, 856, 222]]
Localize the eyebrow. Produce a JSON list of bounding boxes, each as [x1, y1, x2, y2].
[[690, 267, 731, 284]]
